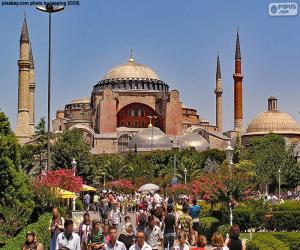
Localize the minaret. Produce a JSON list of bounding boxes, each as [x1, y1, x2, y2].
[[214, 54, 223, 132], [233, 29, 244, 132], [15, 15, 31, 144], [29, 44, 36, 135]]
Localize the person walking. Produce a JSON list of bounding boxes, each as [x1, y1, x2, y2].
[[174, 232, 190, 250], [22, 231, 44, 250], [224, 224, 246, 250], [93, 193, 100, 213], [56, 219, 80, 250], [162, 205, 177, 250], [129, 231, 152, 250], [189, 199, 201, 245], [78, 213, 92, 250], [87, 220, 105, 250], [211, 233, 229, 250], [110, 202, 121, 229], [144, 216, 163, 250], [136, 205, 148, 231], [118, 222, 135, 250], [49, 207, 64, 250], [84, 193, 92, 211], [177, 204, 193, 243], [99, 199, 110, 224], [102, 226, 127, 250]]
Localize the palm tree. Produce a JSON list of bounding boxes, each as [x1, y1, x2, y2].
[[176, 156, 202, 183]]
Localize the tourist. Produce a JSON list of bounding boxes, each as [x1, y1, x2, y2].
[[102, 224, 110, 243], [78, 212, 92, 250], [22, 231, 44, 250], [149, 207, 160, 226], [118, 222, 135, 250], [93, 193, 100, 213], [110, 202, 121, 228], [136, 204, 148, 231], [84, 193, 92, 211], [189, 198, 201, 244], [192, 235, 207, 250], [129, 231, 152, 250], [162, 205, 176, 250], [49, 207, 65, 250], [177, 204, 193, 243], [144, 215, 163, 250], [174, 232, 190, 250], [103, 226, 127, 250], [99, 199, 110, 224], [211, 233, 229, 250], [87, 220, 105, 250], [56, 219, 80, 250], [225, 224, 246, 250]]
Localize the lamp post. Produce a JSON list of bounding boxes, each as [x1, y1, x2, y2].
[[103, 173, 106, 191], [147, 115, 157, 151], [278, 168, 281, 198], [71, 158, 77, 211], [184, 167, 187, 185], [36, 4, 64, 171], [225, 143, 234, 226]]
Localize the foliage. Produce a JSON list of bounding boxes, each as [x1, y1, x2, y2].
[[106, 179, 134, 193], [167, 183, 189, 197], [52, 129, 93, 181], [34, 169, 83, 192], [1, 213, 51, 250], [272, 200, 300, 211], [199, 216, 220, 240], [217, 224, 231, 238], [247, 233, 289, 250], [272, 232, 300, 250], [241, 133, 299, 188]]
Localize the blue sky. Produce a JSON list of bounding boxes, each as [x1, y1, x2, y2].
[[0, 0, 299, 131]]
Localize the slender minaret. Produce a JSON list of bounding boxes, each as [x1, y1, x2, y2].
[[29, 44, 36, 135], [15, 16, 31, 144], [233, 29, 244, 132], [214, 54, 223, 132]]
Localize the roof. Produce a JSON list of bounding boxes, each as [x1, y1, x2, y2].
[[102, 57, 160, 81], [177, 133, 210, 152], [70, 97, 91, 104], [20, 16, 29, 42]]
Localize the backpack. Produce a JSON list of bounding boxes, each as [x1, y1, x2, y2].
[[139, 212, 147, 229], [155, 206, 163, 220]]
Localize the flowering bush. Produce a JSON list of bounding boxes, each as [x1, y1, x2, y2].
[[106, 179, 133, 193], [167, 183, 190, 196], [33, 169, 83, 193]]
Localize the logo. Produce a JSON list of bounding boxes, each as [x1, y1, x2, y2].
[[269, 2, 298, 16]]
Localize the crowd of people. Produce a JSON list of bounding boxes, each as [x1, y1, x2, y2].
[[22, 191, 246, 250]]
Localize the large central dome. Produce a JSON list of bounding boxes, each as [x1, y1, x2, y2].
[[102, 56, 160, 81]]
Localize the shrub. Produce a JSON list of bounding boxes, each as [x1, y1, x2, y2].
[[272, 200, 300, 211], [217, 224, 231, 238], [268, 211, 300, 231], [233, 207, 265, 231], [273, 232, 300, 250], [199, 216, 220, 240], [76, 199, 84, 211], [1, 213, 51, 249], [247, 233, 289, 250]]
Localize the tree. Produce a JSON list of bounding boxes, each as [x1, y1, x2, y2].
[[176, 156, 202, 183], [241, 133, 298, 190], [51, 129, 93, 181]]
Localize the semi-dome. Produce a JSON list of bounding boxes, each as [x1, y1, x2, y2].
[[246, 97, 300, 135], [129, 126, 172, 151], [177, 133, 210, 152], [102, 56, 160, 81]]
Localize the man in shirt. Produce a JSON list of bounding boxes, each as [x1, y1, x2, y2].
[[129, 231, 152, 250], [103, 226, 126, 250], [144, 216, 163, 250], [162, 205, 177, 250], [84, 193, 91, 211], [110, 202, 121, 229], [56, 219, 80, 250], [93, 193, 100, 213], [177, 204, 193, 243], [189, 198, 201, 243]]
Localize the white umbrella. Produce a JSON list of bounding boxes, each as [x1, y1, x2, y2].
[[138, 183, 160, 193]]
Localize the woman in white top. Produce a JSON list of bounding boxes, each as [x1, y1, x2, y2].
[[211, 233, 229, 250], [173, 232, 190, 250]]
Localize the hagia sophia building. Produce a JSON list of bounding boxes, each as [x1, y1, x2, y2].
[[15, 16, 300, 154]]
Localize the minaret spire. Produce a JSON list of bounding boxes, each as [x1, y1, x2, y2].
[[129, 49, 134, 62], [233, 27, 244, 132], [215, 53, 223, 132], [16, 15, 32, 144], [29, 43, 36, 135]]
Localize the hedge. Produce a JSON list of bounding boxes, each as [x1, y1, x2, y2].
[[217, 224, 231, 238], [272, 232, 300, 250], [1, 213, 51, 249], [247, 233, 289, 250], [199, 216, 220, 240]]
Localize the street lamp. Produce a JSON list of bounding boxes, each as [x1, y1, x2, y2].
[[36, 4, 64, 171], [147, 115, 157, 151], [71, 158, 77, 211], [103, 173, 106, 191], [225, 143, 234, 226], [184, 167, 187, 185]]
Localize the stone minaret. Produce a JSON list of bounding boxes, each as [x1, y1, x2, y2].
[[29, 44, 36, 135], [233, 30, 244, 132], [214, 54, 223, 132], [15, 16, 31, 144]]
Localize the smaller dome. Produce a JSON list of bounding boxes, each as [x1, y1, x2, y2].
[[129, 127, 172, 151], [70, 96, 91, 104], [177, 133, 209, 152]]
